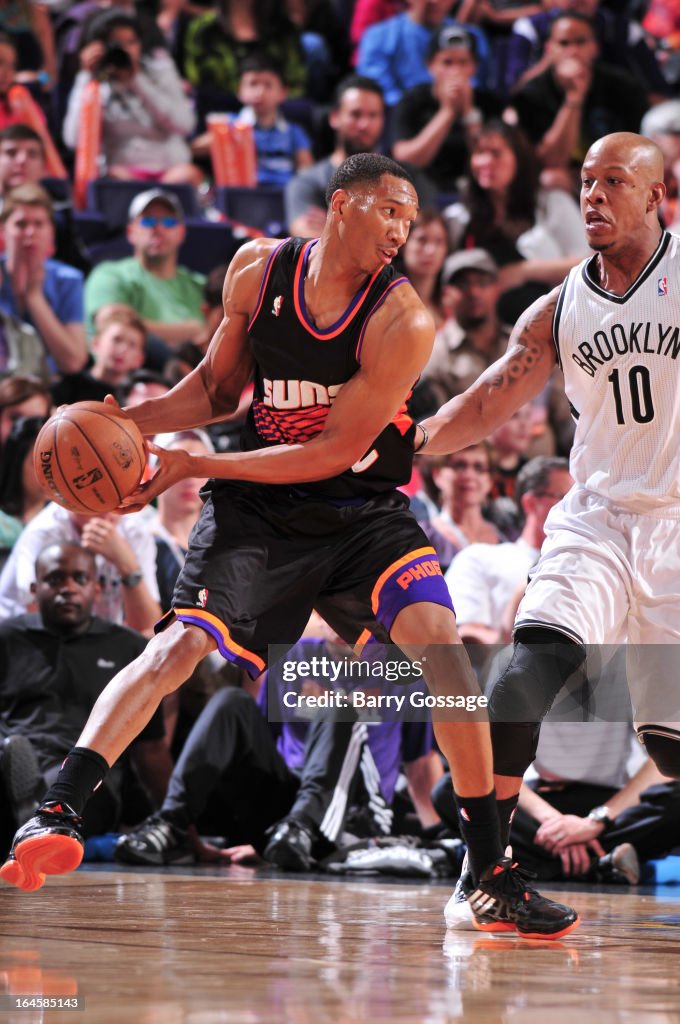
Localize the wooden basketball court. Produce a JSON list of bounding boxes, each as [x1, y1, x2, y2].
[[3, 866, 680, 1022]]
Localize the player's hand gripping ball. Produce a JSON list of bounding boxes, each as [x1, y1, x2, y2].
[[33, 401, 147, 514]]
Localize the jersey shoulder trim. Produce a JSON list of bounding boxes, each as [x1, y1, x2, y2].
[[355, 275, 410, 363], [248, 238, 290, 330], [552, 273, 570, 368]]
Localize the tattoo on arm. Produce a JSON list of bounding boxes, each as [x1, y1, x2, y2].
[[489, 298, 555, 393]]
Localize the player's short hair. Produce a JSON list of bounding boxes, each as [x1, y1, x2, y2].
[[0, 124, 44, 154], [331, 74, 384, 111], [515, 455, 570, 506], [325, 153, 415, 206], [1, 182, 53, 222]]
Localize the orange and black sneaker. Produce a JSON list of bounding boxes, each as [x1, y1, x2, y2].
[[0, 802, 84, 891], [463, 856, 580, 940]]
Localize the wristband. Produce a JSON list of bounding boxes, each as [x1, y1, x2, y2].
[[414, 424, 429, 453]]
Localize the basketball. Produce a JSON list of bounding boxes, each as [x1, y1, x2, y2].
[[33, 401, 147, 514]]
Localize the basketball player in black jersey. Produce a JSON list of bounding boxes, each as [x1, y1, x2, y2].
[[1, 153, 577, 939]]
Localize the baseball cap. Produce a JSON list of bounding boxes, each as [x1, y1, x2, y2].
[[128, 189, 184, 221], [427, 26, 476, 62], [442, 248, 498, 285], [641, 101, 680, 137]]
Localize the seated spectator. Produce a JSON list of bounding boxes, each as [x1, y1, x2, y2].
[[114, 632, 441, 868], [0, 371, 50, 445], [85, 189, 205, 350], [0, 500, 161, 634], [151, 428, 214, 613], [183, 0, 307, 100], [0, 542, 171, 856], [0, 124, 90, 272], [235, 52, 313, 185], [444, 120, 589, 319], [394, 207, 449, 329], [392, 26, 503, 194], [52, 307, 146, 406], [0, 413, 46, 561], [509, 12, 649, 179], [63, 9, 199, 186], [193, 52, 313, 187], [422, 248, 508, 406], [0, 184, 88, 375], [0, 0, 56, 83], [641, 101, 680, 232], [444, 455, 572, 646], [356, 0, 490, 107], [506, 0, 671, 101], [285, 74, 386, 238], [421, 442, 503, 571], [488, 402, 533, 503]]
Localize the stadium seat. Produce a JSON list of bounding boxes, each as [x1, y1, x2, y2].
[[215, 186, 287, 236]]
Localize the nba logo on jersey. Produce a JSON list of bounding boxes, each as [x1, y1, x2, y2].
[[658, 276, 668, 297], [460, 807, 470, 822], [196, 587, 208, 607], [272, 295, 283, 317]]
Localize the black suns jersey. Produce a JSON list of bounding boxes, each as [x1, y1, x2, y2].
[[241, 237, 417, 499]]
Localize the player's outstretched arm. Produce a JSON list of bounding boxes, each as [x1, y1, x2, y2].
[[419, 289, 560, 456], [117, 241, 271, 437]]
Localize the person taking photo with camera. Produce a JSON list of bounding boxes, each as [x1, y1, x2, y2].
[[63, 10, 201, 188]]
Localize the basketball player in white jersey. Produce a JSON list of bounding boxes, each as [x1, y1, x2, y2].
[[417, 131, 680, 924]]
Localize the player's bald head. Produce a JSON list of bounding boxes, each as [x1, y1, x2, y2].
[[584, 132, 664, 184]]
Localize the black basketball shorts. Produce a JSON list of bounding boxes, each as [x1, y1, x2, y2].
[[155, 481, 453, 678]]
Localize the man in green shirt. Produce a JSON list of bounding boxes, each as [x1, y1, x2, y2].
[[85, 190, 205, 350]]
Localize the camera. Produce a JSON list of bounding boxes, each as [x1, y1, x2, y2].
[[101, 44, 133, 73]]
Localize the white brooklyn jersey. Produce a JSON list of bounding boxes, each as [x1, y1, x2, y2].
[[554, 230, 680, 515]]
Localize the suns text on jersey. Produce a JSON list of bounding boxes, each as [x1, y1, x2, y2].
[[262, 378, 344, 409], [572, 322, 680, 377]]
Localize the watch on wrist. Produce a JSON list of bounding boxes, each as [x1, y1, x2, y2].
[[587, 805, 613, 829], [120, 569, 143, 589]]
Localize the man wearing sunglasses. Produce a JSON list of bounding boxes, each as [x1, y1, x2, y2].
[[85, 189, 205, 352]]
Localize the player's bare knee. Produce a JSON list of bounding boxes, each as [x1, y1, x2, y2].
[[142, 622, 214, 692], [637, 725, 680, 779]]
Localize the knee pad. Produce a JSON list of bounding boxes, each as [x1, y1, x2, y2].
[[488, 628, 586, 777], [491, 721, 541, 778], [637, 725, 680, 779], [488, 627, 586, 723]]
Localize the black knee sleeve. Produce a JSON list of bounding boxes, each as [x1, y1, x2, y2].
[[637, 725, 680, 779], [489, 628, 587, 777]]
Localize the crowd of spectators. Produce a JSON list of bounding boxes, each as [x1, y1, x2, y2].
[[1, 0, 679, 887]]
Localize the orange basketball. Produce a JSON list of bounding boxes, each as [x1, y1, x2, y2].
[[33, 401, 147, 514]]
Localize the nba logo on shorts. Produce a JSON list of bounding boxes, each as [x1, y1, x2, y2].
[[196, 587, 208, 608], [658, 276, 668, 297]]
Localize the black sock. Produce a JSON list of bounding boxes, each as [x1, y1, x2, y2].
[[43, 747, 110, 816], [497, 794, 519, 849], [454, 790, 504, 884]]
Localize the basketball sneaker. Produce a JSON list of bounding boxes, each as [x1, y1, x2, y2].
[[0, 802, 84, 891], [444, 852, 514, 933], [463, 856, 580, 939], [263, 819, 314, 872], [114, 814, 194, 866]]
